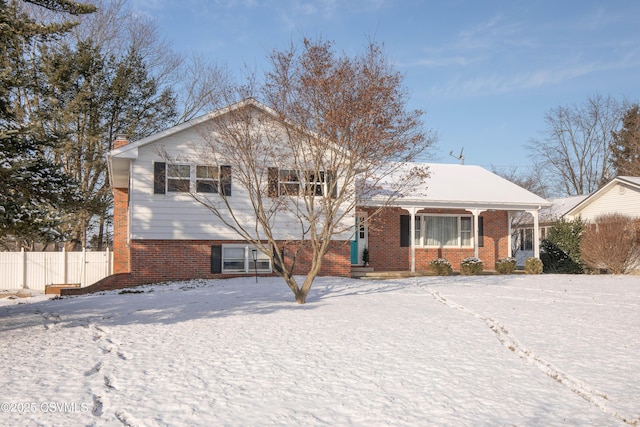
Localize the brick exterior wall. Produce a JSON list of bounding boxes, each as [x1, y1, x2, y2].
[[365, 207, 509, 272], [109, 239, 351, 288], [113, 187, 130, 274], [112, 134, 130, 275]]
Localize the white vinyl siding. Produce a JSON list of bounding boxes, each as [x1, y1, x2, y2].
[[569, 182, 640, 222], [128, 127, 353, 241]]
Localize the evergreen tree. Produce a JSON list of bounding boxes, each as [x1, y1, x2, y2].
[[33, 41, 177, 249], [540, 218, 585, 274], [0, 0, 93, 249], [611, 104, 640, 176]]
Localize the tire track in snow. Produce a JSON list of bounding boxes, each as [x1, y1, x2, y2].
[[428, 288, 639, 426]]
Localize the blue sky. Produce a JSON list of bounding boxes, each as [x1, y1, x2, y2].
[[130, 0, 640, 173]]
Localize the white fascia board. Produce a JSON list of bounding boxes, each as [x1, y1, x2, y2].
[[361, 197, 551, 211]]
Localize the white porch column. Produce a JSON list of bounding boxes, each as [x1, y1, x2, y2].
[[532, 210, 540, 259], [409, 207, 416, 273], [507, 212, 513, 258], [470, 209, 483, 259]]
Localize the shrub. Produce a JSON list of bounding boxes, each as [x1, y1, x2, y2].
[[460, 257, 483, 275], [429, 258, 453, 276], [495, 257, 516, 274], [524, 257, 543, 274], [580, 213, 640, 274], [540, 218, 584, 273], [362, 247, 370, 266]]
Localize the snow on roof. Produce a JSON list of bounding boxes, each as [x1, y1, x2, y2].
[[619, 176, 640, 187], [539, 195, 589, 222], [366, 162, 551, 209]]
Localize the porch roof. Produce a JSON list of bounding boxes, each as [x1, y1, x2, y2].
[[362, 162, 551, 211]]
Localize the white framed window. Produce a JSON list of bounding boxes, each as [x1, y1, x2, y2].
[[222, 245, 271, 273], [274, 168, 328, 196], [414, 214, 474, 248], [305, 171, 326, 196], [167, 164, 190, 192], [279, 169, 301, 195], [196, 165, 218, 193]]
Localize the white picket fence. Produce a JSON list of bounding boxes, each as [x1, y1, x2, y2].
[[0, 248, 113, 292]]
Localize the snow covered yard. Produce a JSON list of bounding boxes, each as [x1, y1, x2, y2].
[[0, 274, 639, 426]]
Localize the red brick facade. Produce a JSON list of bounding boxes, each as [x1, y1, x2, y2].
[[113, 135, 131, 275], [113, 187, 129, 274], [364, 207, 509, 272], [110, 239, 351, 288]]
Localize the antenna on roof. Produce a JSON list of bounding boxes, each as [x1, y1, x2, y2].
[[449, 147, 465, 165]]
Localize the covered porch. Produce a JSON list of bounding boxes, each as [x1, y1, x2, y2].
[[356, 163, 551, 273]]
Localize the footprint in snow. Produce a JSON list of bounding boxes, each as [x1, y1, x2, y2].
[[84, 362, 103, 377]]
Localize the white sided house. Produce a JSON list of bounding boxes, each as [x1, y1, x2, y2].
[[513, 176, 640, 265], [76, 99, 554, 294], [564, 176, 640, 222], [107, 99, 354, 287]]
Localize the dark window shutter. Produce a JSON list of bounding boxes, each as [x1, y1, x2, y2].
[[268, 167, 278, 198], [154, 162, 166, 194], [478, 216, 484, 247], [220, 165, 232, 196], [400, 215, 410, 247], [211, 245, 222, 273]]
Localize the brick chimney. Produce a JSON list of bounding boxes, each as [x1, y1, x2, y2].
[[114, 134, 129, 149], [112, 133, 130, 274]]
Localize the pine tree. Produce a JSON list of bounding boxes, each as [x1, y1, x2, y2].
[[0, 0, 94, 249], [611, 104, 640, 176]]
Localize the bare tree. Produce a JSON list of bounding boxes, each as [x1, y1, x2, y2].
[[527, 94, 626, 197], [581, 213, 640, 274], [172, 38, 435, 303]]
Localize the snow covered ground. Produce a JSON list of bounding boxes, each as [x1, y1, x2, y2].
[[1, 274, 639, 426]]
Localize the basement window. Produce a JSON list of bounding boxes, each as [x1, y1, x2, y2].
[[222, 245, 271, 273]]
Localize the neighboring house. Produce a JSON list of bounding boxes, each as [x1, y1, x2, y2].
[[513, 195, 587, 265], [99, 99, 551, 292], [564, 176, 640, 222], [513, 176, 640, 265]]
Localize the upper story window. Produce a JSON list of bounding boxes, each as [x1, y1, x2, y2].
[[269, 167, 334, 197], [153, 162, 232, 196], [167, 164, 190, 192], [196, 165, 218, 193], [279, 169, 301, 195]]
